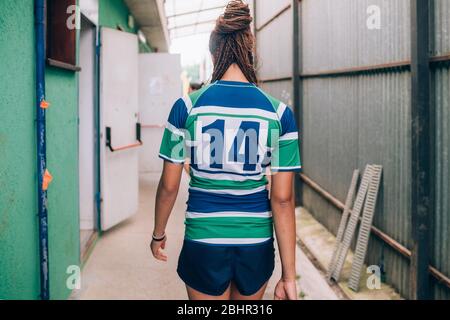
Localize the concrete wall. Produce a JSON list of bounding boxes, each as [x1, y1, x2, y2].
[[0, 0, 80, 299]]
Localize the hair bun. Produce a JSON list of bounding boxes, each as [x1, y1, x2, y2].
[[215, 0, 252, 35]]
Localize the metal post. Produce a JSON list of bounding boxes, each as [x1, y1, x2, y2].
[[35, 0, 50, 300], [292, 0, 302, 205], [410, 0, 433, 300]]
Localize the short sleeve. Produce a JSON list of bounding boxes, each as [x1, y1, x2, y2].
[[159, 97, 189, 164], [271, 106, 302, 172]]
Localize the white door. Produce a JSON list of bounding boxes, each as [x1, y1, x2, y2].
[[138, 53, 182, 173], [100, 28, 140, 230]]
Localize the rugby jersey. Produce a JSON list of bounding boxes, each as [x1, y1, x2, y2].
[[159, 80, 301, 245]]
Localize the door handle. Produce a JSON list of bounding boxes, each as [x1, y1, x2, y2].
[[105, 123, 142, 152]]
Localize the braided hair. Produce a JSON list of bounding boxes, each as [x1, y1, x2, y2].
[[209, 0, 257, 84]]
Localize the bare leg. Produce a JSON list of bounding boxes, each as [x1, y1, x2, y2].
[[186, 284, 231, 300], [230, 281, 268, 300]]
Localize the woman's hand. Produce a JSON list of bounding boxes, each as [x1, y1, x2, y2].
[[274, 279, 297, 300], [150, 237, 168, 262]]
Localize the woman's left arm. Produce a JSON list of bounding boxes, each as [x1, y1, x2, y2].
[[151, 161, 184, 262]]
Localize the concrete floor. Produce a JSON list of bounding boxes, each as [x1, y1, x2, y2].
[[297, 208, 402, 300], [72, 173, 337, 300]]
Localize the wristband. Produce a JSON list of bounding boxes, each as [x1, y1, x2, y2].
[[152, 232, 166, 242]]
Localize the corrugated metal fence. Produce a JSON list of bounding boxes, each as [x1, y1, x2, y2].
[[432, 0, 450, 300], [254, 0, 450, 299]]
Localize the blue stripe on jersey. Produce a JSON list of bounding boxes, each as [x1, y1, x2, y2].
[[187, 189, 271, 213], [280, 107, 298, 135], [167, 98, 188, 129], [193, 81, 275, 112]]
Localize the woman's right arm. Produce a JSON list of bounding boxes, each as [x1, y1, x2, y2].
[[271, 171, 298, 300]]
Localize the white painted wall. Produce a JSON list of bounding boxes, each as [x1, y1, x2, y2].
[[138, 53, 182, 173], [80, 0, 99, 25], [79, 18, 96, 231]]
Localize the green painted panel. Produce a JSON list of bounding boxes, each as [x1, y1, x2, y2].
[[45, 67, 80, 300], [0, 0, 40, 300], [99, 0, 137, 34], [0, 0, 80, 300], [0, 0, 153, 300]]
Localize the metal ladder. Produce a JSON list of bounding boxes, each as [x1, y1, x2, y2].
[[326, 169, 359, 280], [347, 165, 383, 291], [330, 165, 374, 282]]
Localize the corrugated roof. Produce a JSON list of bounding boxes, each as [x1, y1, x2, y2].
[[165, 0, 229, 39]]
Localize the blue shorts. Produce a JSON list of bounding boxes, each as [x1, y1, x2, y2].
[[177, 239, 275, 296]]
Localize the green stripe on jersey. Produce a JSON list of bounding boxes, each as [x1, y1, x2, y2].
[[271, 138, 301, 169], [159, 128, 185, 161], [185, 217, 273, 240]]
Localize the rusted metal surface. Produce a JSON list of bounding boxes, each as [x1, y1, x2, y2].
[[429, 266, 450, 290], [431, 0, 450, 300], [432, 0, 450, 56], [301, 0, 411, 73], [432, 65, 450, 299], [256, 3, 291, 32], [430, 54, 450, 63], [259, 80, 293, 107], [300, 70, 413, 297], [256, 6, 292, 81], [260, 54, 450, 82], [301, 60, 411, 78], [254, 0, 450, 299], [410, 0, 432, 300], [300, 173, 411, 259], [300, 172, 450, 290], [259, 76, 292, 83]]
